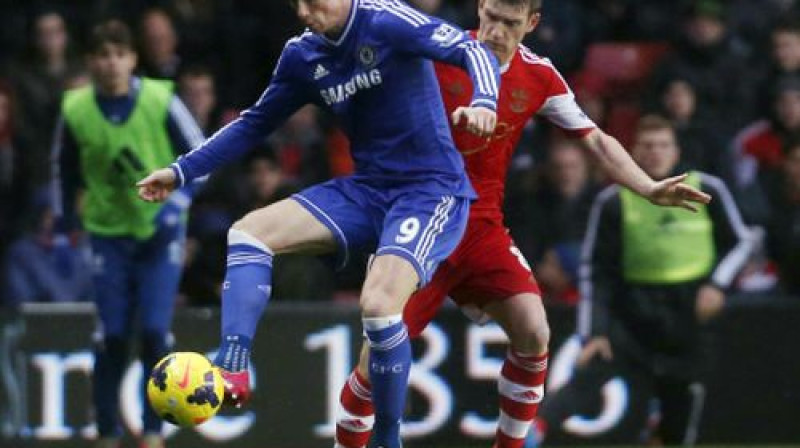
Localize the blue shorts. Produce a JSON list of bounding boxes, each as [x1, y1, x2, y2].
[[292, 177, 470, 286]]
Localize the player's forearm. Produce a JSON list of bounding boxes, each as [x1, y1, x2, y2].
[[172, 118, 261, 186], [582, 130, 656, 197], [458, 40, 500, 110]]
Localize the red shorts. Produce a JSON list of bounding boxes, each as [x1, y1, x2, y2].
[[403, 218, 541, 337]]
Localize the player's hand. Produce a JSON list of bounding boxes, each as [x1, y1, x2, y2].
[[696, 284, 725, 323], [137, 168, 177, 203], [645, 173, 712, 212], [451, 106, 497, 137], [577, 336, 613, 367]]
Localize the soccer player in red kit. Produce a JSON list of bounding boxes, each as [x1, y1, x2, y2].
[[334, 1, 711, 447]]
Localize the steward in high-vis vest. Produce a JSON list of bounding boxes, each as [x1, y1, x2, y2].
[[50, 20, 204, 448], [539, 116, 752, 446]]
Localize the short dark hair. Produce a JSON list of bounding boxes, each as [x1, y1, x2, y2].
[[636, 114, 675, 136], [497, 0, 542, 14], [773, 18, 800, 36], [88, 19, 134, 54], [179, 65, 215, 81]]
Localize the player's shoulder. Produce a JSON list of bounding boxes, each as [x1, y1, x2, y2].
[[513, 43, 559, 75], [283, 30, 317, 53], [276, 30, 321, 68], [358, 0, 432, 28]]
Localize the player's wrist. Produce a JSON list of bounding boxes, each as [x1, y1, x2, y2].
[[170, 163, 186, 188], [469, 97, 497, 111]]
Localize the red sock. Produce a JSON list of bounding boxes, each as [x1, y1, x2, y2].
[[335, 370, 374, 448], [494, 351, 548, 448]]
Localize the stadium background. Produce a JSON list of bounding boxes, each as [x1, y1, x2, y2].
[[1, 0, 799, 446]]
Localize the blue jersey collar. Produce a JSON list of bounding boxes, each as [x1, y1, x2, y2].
[[320, 0, 359, 47]]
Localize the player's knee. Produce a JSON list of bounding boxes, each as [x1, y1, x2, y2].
[[511, 322, 550, 354], [360, 281, 404, 317], [509, 298, 550, 353], [230, 217, 259, 237], [360, 287, 393, 317], [227, 226, 272, 253]]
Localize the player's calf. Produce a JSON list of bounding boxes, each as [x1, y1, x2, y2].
[[335, 369, 374, 448], [359, 255, 418, 448], [485, 293, 550, 448], [212, 228, 273, 407]]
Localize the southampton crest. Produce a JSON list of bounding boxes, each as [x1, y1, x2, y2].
[[510, 89, 530, 114]]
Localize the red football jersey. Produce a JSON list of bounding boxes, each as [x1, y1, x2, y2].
[[435, 37, 596, 221]]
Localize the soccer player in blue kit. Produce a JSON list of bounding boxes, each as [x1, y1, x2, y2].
[[137, 0, 500, 446]]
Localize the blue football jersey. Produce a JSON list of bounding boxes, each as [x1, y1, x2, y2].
[[172, 0, 499, 198]]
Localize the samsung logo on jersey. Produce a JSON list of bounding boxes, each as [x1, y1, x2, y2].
[[320, 69, 383, 106]]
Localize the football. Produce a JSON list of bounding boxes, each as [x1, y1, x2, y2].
[[146, 352, 224, 427]]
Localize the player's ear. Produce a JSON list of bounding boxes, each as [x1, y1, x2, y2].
[[526, 11, 541, 33]]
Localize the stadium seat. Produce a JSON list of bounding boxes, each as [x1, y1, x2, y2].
[[580, 42, 671, 94]]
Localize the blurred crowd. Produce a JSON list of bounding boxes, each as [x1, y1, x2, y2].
[[1, 0, 799, 307]]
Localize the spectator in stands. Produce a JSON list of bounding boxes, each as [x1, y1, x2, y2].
[[2, 192, 91, 306], [408, 0, 442, 14], [754, 18, 800, 115], [765, 141, 800, 296], [649, 0, 755, 132], [731, 75, 800, 223], [582, 0, 643, 42], [523, 0, 585, 73], [537, 115, 752, 446], [728, 0, 800, 52], [138, 8, 181, 79], [238, 150, 334, 301], [510, 139, 597, 268], [177, 65, 219, 134], [0, 82, 32, 263], [7, 9, 80, 187], [163, 0, 220, 68], [655, 76, 727, 175], [269, 105, 329, 186]]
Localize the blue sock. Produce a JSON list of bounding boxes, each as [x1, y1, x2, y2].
[[213, 229, 273, 372], [364, 315, 411, 448]]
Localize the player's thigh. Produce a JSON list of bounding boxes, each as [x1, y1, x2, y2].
[[402, 261, 460, 338], [454, 223, 540, 303], [360, 254, 420, 316], [135, 225, 185, 332], [233, 198, 337, 254], [88, 235, 136, 336], [449, 224, 546, 345], [484, 293, 549, 353], [376, 193, 470, 286]]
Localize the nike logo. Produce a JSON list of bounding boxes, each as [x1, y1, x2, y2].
[[178, 359, 192, 389]]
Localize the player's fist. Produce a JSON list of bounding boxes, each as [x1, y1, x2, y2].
[[137, 168, 177, 203], [451, 106, 497, 137]]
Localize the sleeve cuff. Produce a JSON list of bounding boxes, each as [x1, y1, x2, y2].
[[470, 98, 497, 111], [170, 163, 186, 188]]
